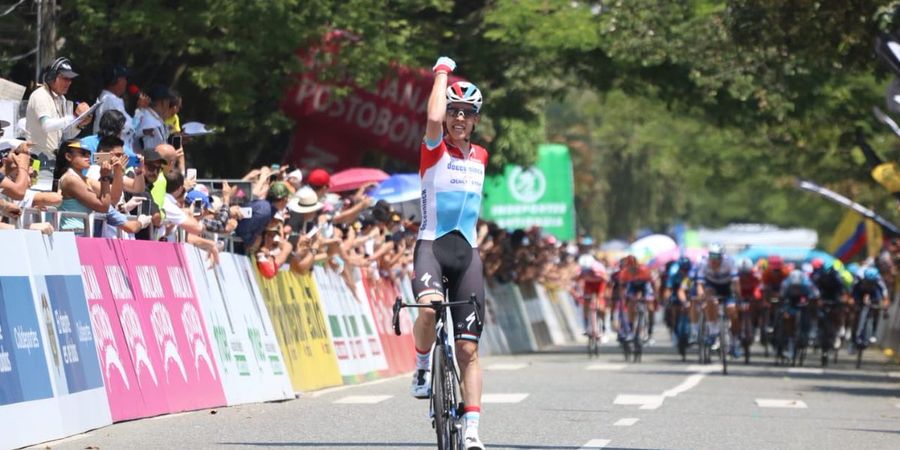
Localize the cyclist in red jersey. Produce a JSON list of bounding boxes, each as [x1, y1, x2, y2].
[[761, 255, 790, 301], [579, 260, 609, 339]]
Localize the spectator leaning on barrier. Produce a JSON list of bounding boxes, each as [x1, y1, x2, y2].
[[0, 140, 62, 211], [161, 169, 220, 265], [54, 140, 116, 234], [285, 186, 325, 274], [91, 137, 152, 237], [26, 57, 92, 158], [235, 181, 291, 253], [186, 184, 239, 235], [0, 140, 37, 200]]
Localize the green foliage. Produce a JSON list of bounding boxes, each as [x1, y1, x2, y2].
[[2, 0, 898, 243]]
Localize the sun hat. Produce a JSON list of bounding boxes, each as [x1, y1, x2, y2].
[[287, 186, 324, 213]]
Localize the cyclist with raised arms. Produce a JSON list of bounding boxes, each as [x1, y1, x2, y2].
[[410, 56, 487, 450]]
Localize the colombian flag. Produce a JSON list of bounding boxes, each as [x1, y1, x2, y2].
[[828, 211, 883, 262]]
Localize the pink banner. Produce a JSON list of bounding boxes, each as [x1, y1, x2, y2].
[[77, 238, 153, 421], [116, 240, 225, 413], [359, 271, 415, 376], [77, 238, 225, 420]]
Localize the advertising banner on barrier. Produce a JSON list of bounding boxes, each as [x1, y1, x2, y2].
[[486, 281, 537, 353], [479, 293, 511, 356], [314, 266, 386, 383], [518, 283, 553, 348], [183, 247, 293, 405], [534, 284, 567, 346], [256, 267, 342, 393], [358, 270, 414, 375], [77, 238, 148, 421], [1, 232, 112, 450], [117, 240, 226, 412]]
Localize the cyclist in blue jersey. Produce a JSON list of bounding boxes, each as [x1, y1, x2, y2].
[[410, 56, 487, 450], [851, 267, 889, 347], [663, 257, 693, 341]]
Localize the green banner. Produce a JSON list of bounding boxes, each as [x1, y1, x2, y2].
[[481, 144, 575, 240]]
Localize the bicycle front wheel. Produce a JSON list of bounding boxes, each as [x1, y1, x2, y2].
[[431, 344, 456, 450]]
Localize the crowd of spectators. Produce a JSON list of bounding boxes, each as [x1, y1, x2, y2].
[[0, 55, 587, 295]]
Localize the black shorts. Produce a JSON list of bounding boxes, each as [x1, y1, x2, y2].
[[412, 231, 485, 343]]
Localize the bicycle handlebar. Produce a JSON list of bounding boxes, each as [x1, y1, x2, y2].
[[391, 295, 483, 336]]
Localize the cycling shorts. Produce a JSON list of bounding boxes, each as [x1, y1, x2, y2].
[[412, 231, 485, 343]]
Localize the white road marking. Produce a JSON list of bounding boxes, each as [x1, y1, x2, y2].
[[787, 368, 824, 375], [147, 412, 191, 421], [580, 439, 611, 448], [613, 394, 664, 410], [334, 395, 393, 404], [887, 371, 900, 378], [755, 398, 808, 408], [482, 393, 530, 404], [685, 365, 718, 373], [307, 374, 405, 398], [586, 363, 626, 371], [27, 433, 91, 448], [663, 373, 706, 398], [614, 418, 639, 426], [894, 403, 900, 409], [614, 366, 710, 410], [486, 363, 528, 371]]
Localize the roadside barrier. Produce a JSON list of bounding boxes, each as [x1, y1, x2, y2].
[[487, 281, 539, 353], [184, 247, 294, 405], [0, 232, 110, 449], [2, 229, 593, 449], [254, 267, 343, 393]]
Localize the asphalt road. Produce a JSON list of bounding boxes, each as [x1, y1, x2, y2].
[[37, 338, 900, 450]]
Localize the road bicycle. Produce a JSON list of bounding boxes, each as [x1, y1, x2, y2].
[[616, 293, 649, 362], [696, 294, 729, 375], [853, 297, 883, 369], [816, 299, 842, 367], [393, 294, 482, 450], [667, 297, 691, 362], [737, 297, 754, 365], [585, 295, 601, 358]]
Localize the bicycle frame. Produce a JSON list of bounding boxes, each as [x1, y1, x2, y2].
[[392, 295, 482, 450]]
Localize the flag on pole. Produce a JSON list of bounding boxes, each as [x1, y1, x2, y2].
[[828, 211, 884, 262]]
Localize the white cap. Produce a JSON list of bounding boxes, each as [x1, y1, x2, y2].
[[287, 169, 303, 182], [182, 121, 216, 136]]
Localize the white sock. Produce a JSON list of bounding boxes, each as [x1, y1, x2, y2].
[[691, 323, 699, 335], [709, 322, 720, 336], [415, 347, 430, 371], [464, 411, 480, 434]]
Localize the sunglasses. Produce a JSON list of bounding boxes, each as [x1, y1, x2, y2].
[[446, 106, 478, 118]]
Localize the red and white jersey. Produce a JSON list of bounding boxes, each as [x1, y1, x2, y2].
[[418, 136, 488, 247]]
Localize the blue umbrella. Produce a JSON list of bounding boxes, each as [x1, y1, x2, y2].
[[370, 173, 421, 204]]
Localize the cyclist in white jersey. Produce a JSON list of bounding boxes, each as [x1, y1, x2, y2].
[[694, 244, 741, 352], [410, 56, 487, 450]]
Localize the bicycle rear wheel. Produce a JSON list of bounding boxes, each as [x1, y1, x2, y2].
[[431, 344, 458, 450], [719, 316, 729, 375], [633, 305, 645, 363]]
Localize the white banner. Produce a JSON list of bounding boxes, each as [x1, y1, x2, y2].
[[313, 266, 387, 381], [0, 232, 111, 449], [183, 246, 293, 405]]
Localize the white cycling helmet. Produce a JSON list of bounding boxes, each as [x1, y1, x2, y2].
[[738, 258, 754, 273], [446, 81, 483, 112]]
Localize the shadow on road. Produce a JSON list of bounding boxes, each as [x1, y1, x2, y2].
[[836, 428, 900, 435], [219, 442, 659, 450], [810, 385, 900, 397]]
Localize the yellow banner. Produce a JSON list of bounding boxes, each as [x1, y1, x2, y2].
[[255, 267, 342, 393]]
